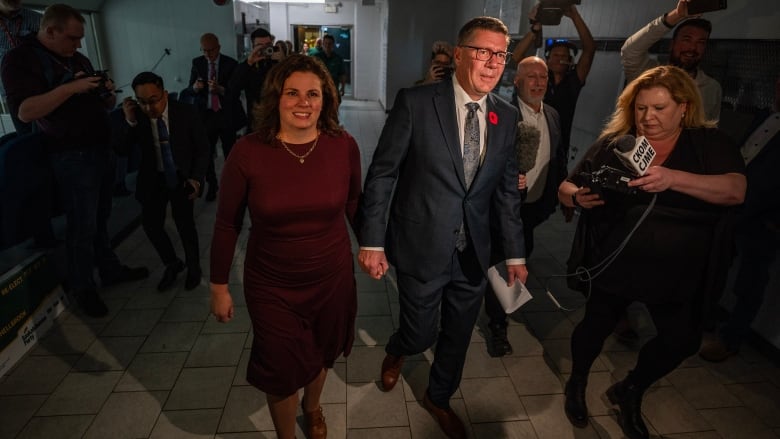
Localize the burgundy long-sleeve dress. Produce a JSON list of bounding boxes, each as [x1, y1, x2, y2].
[[210, 130, 361, 395]]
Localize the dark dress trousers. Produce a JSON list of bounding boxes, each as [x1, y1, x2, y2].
[[485, 104, 566, 322], [359, 78, 525, 406], [120, 100, 209, 271]]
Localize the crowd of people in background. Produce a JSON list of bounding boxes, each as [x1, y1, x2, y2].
[[0, 1, 777, 438]]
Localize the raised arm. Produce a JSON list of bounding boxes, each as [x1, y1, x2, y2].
[[511, 22, 541, 66], [620, 1, 692, 82], [565, 6, 596, 84]]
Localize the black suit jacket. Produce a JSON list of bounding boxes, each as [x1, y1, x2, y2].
[[520, 104, 567, 218], [359, 78, 524, 280], [188, 54, 247, 130], [119, 100, 210, 203]]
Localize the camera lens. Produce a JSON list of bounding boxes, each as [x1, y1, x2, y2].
[[264, 46, 274, 56]]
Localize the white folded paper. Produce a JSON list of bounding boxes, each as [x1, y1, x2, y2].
[[487, 262, 533, 313]]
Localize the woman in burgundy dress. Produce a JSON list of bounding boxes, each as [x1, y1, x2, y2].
[[210, 54, 361, 439]]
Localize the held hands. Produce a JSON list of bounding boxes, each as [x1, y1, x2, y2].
[[627, 166, 675, 193], [210, 283, 234, 323], [358, 249, 389, 280]]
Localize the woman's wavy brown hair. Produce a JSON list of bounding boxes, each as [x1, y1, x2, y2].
[[253, 54, 343, 142]]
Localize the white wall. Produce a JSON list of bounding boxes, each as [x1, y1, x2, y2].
[[98, 0, 236, 96], [353, 2, 383, 103], [385, 0, 458, 107], [267, 1, 385, 102]]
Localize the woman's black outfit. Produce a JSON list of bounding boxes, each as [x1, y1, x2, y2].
[[565, 128, 744, 437]]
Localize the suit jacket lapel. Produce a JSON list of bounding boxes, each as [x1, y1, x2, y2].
[[477, 94, 502, 188], [543, 107, 559, 161], [433, 80, 467, 188]]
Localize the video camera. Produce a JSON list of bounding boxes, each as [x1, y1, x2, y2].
[[535, 0, 581, 25], [578, 165, 637, 197]]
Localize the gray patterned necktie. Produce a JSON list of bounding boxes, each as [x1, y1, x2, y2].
[[463, 102, 480, 188], [456, 102, 480, 251]]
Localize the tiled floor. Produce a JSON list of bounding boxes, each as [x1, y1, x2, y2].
[[2, 100, 779, 438]]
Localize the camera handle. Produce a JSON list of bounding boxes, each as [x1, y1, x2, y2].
[[544, 193, 658, 311]]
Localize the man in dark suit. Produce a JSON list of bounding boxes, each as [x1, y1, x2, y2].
[[188, 33, 244, 201], [121, 72, 209, 291], [358, 17, 527, 439], [485, 56, 567, 357]]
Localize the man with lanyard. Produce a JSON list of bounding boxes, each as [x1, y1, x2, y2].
[[2, 4, 148, 317]]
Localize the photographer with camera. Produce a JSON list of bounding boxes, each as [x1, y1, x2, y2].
[[622, 0, 722, 122], [416, 40, 453, 85], [120, 72, 209, 292], [2, 4, 149, 317], [511, 2, 595, 160], [228, 27, 279, 131], [557, 65, 745, 438]]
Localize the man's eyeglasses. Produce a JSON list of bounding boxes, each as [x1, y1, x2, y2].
[[136, 96, 163, 107], [201, 47, 220, 54], [459, 45, 510, 65]]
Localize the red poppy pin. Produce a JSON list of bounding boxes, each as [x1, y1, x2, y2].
[[488, 111, 498, 125]]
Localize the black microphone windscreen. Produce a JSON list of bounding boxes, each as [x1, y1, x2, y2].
[[614, 134, 636, 153], [516, 121, 541, 173]]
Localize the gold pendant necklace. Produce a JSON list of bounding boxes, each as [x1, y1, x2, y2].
[[277, 133, 319, 164]]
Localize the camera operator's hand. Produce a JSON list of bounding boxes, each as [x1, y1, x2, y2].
[[628, 166, 674, 193], [247, 45, 267, 65], [104, 78, 116, 93], [573, 187, 605, 209], [561, 4, 578, 19], [66, 73, 103, 95], [528, 3, 539, 23], [207, 79, 224, 95], [422, 65, 445, 84], [667, 0, 699, 26], [193, 78, 205, 92], [122, 97, 138, 124]]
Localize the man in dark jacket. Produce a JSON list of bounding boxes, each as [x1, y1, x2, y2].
[[121, 72, 209, 291]]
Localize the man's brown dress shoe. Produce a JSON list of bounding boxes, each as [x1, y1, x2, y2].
[[422, 392, 466, 439], [381, 354, 404, 391], [303, 405, 327, 439]]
